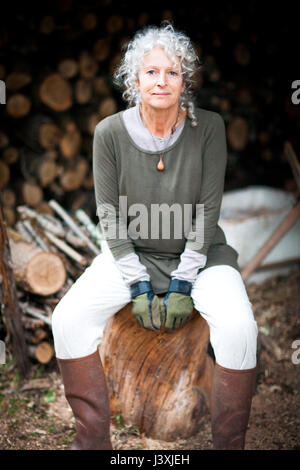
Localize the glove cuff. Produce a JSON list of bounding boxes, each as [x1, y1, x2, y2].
[[130, 280, 153, 298], [168, 278, 192, 295]]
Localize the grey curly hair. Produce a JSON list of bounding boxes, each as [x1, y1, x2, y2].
[[113, 22, 201, 126]]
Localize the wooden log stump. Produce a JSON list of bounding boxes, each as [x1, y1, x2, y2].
[[99, 302, 214, 441]]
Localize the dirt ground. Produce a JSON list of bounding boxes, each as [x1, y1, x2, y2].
[[0, 268, 299, 451]]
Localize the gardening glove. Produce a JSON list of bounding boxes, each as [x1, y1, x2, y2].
[[163, 278, 194, 331], [130, 281, 162, 331]]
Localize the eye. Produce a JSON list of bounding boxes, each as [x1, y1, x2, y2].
[[169, 71, 178, 76], [147, 70, 156, 75]]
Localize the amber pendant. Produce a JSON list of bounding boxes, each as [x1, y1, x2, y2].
[[157, 155, 165, 171]]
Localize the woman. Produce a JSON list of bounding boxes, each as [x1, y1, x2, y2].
[[52, 23, 258, 450]]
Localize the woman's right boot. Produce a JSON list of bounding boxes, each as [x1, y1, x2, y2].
[[56, 349, 112, 450]]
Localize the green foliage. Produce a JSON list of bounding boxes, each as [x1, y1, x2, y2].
[[43, 390, 56, 403]]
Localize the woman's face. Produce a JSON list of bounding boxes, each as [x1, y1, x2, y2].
[[136, 46, 185, 111]]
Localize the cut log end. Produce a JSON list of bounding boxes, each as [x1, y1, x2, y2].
[[28, 341, 54, 363], [39, 73, 72, 112], [26, 251, 66, 296]]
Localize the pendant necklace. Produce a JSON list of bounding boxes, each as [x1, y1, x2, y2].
[[140, 106, 180, 171]]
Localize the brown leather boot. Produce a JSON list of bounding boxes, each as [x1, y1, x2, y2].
[[57, 349, 112, 450], [211, 362, 256, 450]]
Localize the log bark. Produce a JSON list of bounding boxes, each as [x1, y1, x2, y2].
[[0, 193, 30, 377], [7, 227, 66, 296], [0, 160, 10, 188], [99, 303, 214, 441]]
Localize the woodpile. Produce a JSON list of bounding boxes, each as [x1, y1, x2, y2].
[[0, 3, 295, 218], [1, 199, 103, 365], [0, 9, 123, 225]]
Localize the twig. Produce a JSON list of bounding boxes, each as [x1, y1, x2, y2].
[[15, 220, 34, 244], [22, 220, 49, 251], [75, 209, 103, 249], [49, 199, 100, 255], [44, 230, 87, 265], [17, 205, 65, 236], [20, 303, 52, 327]]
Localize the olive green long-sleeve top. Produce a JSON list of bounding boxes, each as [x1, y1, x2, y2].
[[93, 106, 239, 294]]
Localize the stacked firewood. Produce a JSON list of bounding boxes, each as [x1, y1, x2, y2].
[[0, 3, 296, 216], [0, 7, 127, 226], [0, 58, 116, 226], [6, 200, 103, 365]]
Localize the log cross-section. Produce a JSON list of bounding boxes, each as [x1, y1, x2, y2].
[[7, 227, 66, 296]]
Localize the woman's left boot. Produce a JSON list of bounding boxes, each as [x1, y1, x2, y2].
[[210, 362, 257, 450]]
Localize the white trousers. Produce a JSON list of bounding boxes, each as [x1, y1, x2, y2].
[[51, 248, 258, 369]]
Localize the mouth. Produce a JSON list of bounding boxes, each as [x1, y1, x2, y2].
[[152, 93, 170, 96]]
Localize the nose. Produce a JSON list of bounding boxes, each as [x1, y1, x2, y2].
[[157, 72, 166, 86]]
